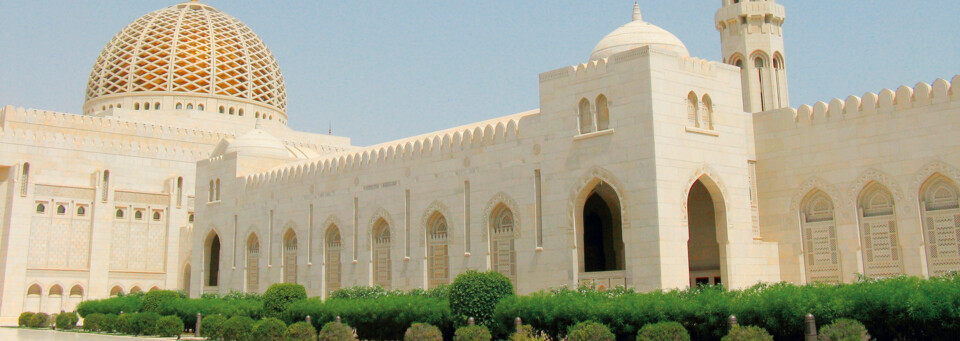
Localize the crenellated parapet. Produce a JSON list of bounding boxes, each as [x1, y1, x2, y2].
[[761, 76, 960, 128], [541, 46, 724, 84], [240, 110, 537, 188]]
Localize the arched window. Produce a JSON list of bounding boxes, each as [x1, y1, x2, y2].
[[255, 112, 260, 119], [130, 286, 142, 294], [57, 205, 66, 215], [109, 104, 114, 109], [116, 208, 124, 219], [246, 234, 260, 293], [701, 94, 714, 130], [490, 205, 517, 285], [153, 211, 161, 221], [687, 92, 700, 128], [754, 57, 765, 68], [215, 179, 221, 201], [36, 203, 45, 214], [109, 286, 123, 297], [229, 108, 235, 115], [143, 102, 150, 110], [920, 175, 960, 277], [49, 285, 63, 297], [176, 177, 183, 208], [858, 183, 904, 278], [134, 102, 140, 110], [283, 230, 298, 284], [20, 162, 30, 197], [102, 170, 110, 202], [206, 233, 221, 286], [27, 284, 42, 296], [189, 213, 194, 223], [186, 103, 194, 110], [427, 213, 450, 288], [219, 106, 225, 114], [135, 210, 143, 220], [800, 190, 841, 283], [69, 285, 83, 297], [198, 104, 205, 111], [209, 180, 215, 202], [325, 225, 342, 294], [595, 94, 610, 131], [372, 219, 392, 289], [578, 98, 594, 134], [24, 284, 42, 313], [149, 286, 160, 292], [176, 103, 183, 110], [77, 206, 86, 216], [238, 109, 244, 116], [154, 102, 160, 110]]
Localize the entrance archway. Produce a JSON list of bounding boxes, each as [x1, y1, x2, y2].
[[686, 178, 726, 287], [204, 232, 221, 287], [581, 182, 624, 272]]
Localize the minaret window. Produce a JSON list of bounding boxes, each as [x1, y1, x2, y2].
[[186, 103, 194, 110], [36, 203, 45, 214], [578, 98, 594, 134], [176, 103, 183, 110]]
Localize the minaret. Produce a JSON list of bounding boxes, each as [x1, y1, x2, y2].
[[716, 0, 789, 113]]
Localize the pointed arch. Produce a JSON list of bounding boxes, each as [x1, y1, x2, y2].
[[919, 174, 960, 276], [575, 177, 625, 273], [578, 98, 594, 134], [69, 285, 83, 297], [182, 263, 191, 295], [701, 94, 714, 129], [426, 211, 450, 288], [324, 223, 342, 294], [246, 233, 261, 292], [857, 182, 905, 278], [109, 285, 124, 297], [283, 228, 299, 284], [66, 284, 84, 312], [204, 229, 222, 287], [24, 283, 41, 313], [687, 91, 700, 127], [595, 94, 610, 131], [799, 190, 841, 283], [130, 286, 142, 294], [772, 52, 786, 69], [482, 192, 521, 241], [372, 217, 392, 289], [489, 203, 517, 285], [727, 53, 745, 68]]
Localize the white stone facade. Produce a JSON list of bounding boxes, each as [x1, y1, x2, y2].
[[1, 0, 958, 325]]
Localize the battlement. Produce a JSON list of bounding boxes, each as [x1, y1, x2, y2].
[[240, 110, 537, 188], [761, 75, 960, 127], [541, 46, 725, 83]]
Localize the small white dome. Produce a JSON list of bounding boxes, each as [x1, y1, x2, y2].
[[225, 125, 292, 159], [590, 4, 689, 61]]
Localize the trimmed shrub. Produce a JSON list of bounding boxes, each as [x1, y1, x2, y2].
[[100, 314, 119, 333], [262, 283, 307, 318], [454, 325, 492, 341], [18, 312, 34, 327], [202, 314, 228, 340], [318, 321, 355, 341], [566, 321, 615, 341], [156, 315, 184, 337], [722, 325, 773, 341], [405, 322, 443, 341], [28, 312, 50, 328], [77, 294, 144, 317], [141, 289, 182, 312], [222, 315, 255, 341], [132, 311, 161, 335], [285, 295, 452, 340], [55, 312, 79, 330], [819, 318, 871, 341], [82, 313, 104, 331], [253, 317, 287, 341], [287, 321, 317, 341], [449, 270, 513, 330], [157, 296, 263, 327], [637, 321, 690, 341]]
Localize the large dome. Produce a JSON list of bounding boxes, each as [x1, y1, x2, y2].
[[84, 1, 287, 120], [590, 4, 689, 61]]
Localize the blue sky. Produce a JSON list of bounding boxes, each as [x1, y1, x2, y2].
[[1, 1, 958, 146]]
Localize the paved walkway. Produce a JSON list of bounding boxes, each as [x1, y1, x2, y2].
[[0, 328, 195, 340]]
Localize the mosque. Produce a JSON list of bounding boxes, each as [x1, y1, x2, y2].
[[1, 0, 958, 324]]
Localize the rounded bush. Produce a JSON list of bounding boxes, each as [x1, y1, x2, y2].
[[28, 312, 50, 328], [318, 321, 355, 341], [117, 313, 135, 334], [155, 315, 184, 337], [262, 283, 307, 318], [100, 314, 119, 333], [449, 270, 513, 328], [222, 315, 255, 341], [55, 312, 78, 330], [566, 321, 615, 341], [405, 322, 443, 341], [141, 289, 182, 312], [18, 312, 34, 327], [287, 321, 317, 341], [454, 325, 492, 341], [253, 317, 287, 341], [133, 311, 161, 335], [819, 319, 871, 341], [722, 325, 773, 341], [637, 321, 690, 341], [82, 313, 104, 332], [202, 314, 228, 340]]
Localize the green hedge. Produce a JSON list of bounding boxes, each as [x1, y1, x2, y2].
[[286, 295, 453, 340], [77, 293, 144, 317], [263, 283, 307, 318], [494, 275, 960, 341]]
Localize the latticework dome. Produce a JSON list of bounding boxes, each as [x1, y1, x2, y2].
[[84, 1, 286, 118]]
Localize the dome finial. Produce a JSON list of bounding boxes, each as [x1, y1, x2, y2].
[[632, 2, 642, 22]]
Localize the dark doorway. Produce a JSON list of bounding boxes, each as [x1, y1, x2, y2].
[[208, 235, 220, 286], [583, 188, 623, 272]]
